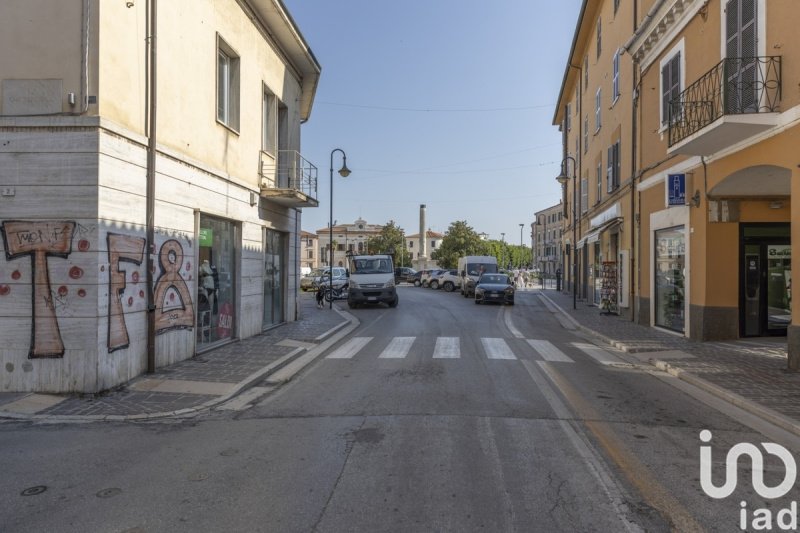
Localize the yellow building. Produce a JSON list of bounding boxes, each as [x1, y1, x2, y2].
[[557, 0, 798, 366], [0, 0, 320, 392], [553, 0, 635, 316]]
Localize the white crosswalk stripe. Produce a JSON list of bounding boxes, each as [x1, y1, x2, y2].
[[571, 342, 625, 365], [482, 338, 517, 360], [326, 337, 373, 359], [379, 336, 416, 359], [527, 339, 574, 363], [433, 337, 460, 359]]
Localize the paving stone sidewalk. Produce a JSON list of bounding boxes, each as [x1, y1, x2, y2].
[[537, 288, 800, 425], [0, 293, 350, 420]]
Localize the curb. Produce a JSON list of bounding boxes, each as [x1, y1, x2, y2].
[[538, 291, 800, 440], [652, 359, 800, 439], [0, 305, 359, 423]]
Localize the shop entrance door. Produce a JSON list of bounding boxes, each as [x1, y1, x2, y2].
[[741, 225, 791, 337]]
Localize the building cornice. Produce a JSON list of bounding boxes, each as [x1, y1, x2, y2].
[[625, 0, 704, 70]]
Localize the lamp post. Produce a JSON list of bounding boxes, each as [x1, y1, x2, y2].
[[500, 232, 505, 269], [556, 155, 577, 309], [329, 148, 350, 309], [519, 223, 524, 268]]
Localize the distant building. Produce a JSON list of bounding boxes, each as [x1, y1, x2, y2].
[[533, 203, 564, 279], [407, 230, 443, 270], [300, 231, 319, 271], [316, 218, 383, 267]]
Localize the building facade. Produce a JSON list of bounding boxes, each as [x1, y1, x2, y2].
[[553, 0, 635, 315], [533, 203, 564, 280], [317, 218, 383, 268], [300, 231, 319, 271], [0, 0, 320, 392], [555, 0, 799, 364]]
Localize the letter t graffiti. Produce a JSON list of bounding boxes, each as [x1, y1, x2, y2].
[[1, 221, 76, 358]]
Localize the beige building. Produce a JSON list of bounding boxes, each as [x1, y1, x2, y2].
[[533, 203, 564, 280], [0, 0, 320, 392], [556, 0, 798, 365], [300, 231, 319, 271], [317, 218, 383, 268]]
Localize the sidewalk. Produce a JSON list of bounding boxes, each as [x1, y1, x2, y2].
[[0, 293, 354, 421], [537, 288, 800, 435]]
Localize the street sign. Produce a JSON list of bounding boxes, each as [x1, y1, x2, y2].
[[668, 174, 686, 206]]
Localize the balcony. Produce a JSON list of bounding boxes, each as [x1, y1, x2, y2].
[[259, 150, 319, 208], [668, 56, 781, 155]]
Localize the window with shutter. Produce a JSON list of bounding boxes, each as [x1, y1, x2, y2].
[[725, 0, 758, 113], [581, 177, 589, 214], [660, 51, 681, 126], [612, 51, 620, 102], [596, 18, 602, 58], [595, 88, 602, 131], [596, 163, 602, 205]]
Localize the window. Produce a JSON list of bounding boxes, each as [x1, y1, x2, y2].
[[595, 88, 602, 131], [583, 115, 589, 153], [217, 37, 240, 131], [614, 0, 620, 14], [607, 141, 621, 193], [262, 86, 276, 154], [660, 47, 683, 126], [583, 56, 589, 90], [581, 177, 589, 214], [596, 163, 602, 205], [566, 103, 572, 131], [408, 241, 413, 249], [596, 17, 602, 59], [612, 51, 620, 102]]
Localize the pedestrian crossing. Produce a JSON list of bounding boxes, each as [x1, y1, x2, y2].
[[325, 336, 627, 365]]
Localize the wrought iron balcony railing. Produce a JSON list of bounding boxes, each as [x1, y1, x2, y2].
[[668, 56, 781, 147], [259, 150, 318, 201]]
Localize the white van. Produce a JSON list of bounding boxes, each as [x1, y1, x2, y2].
[[346, 254, 398, 308], [458, 255, 499, 297]]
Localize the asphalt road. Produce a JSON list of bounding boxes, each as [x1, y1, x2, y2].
[[2, 286, 800, 532]]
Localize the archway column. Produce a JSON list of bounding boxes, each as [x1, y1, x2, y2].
[[788, 166, 800, 370]]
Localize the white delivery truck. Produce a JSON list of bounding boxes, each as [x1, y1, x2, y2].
[[458, 255, 499, 297], [346, 254, 398, 308]]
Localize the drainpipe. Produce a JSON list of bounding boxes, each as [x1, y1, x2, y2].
[[630, 58, 640, 322], [80, 0, 90, 113], [145, 0, 158, 373]]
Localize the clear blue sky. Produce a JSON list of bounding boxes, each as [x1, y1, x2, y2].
[[282, 0, 582, 244]]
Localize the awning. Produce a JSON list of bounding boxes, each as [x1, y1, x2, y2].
[[577, 217, 623, 249]]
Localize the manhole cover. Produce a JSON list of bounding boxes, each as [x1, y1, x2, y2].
[[21, 485, 47, 496], [96, 488, 122, 498]]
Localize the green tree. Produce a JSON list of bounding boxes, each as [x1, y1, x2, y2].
[[366, 221, 409, 266], [431, 221, 487, 268]]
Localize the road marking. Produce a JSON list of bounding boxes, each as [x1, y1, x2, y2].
[[433, 337, 460, 359], [482, 338, 516, 360], [535, 361, 702, 532], [325, 337, 373, 359], [503, 307, 524, 338], [572, 342, 625, 365], [527, 339, 574, 363], [379, 336, 416, 358]]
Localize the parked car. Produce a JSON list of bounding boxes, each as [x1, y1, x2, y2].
[[430, 269, 461, 292], [474, 273, 515, 305], [304, 267, 348, 291], [421, 269, 445, 288], [394, 267, 417, 284], [409, 270, 424, 287]]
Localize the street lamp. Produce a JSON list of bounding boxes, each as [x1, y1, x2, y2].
[[519, 223, 524, 268], [556, 155, 577, 309], [329, 148, 350, 309], [500, 232, 505, 269]]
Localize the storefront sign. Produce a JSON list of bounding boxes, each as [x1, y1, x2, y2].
[[217, 302, 233, 339], [668, 174, 686, 206], [199, 228, 213, 247], [590, 202, 621, 229]]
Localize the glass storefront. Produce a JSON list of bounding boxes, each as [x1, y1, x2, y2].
[[263, 229, 286, 328], [654, 226, 685, 332], [197, 215, 236, 347], [766, 244, 791, 331]]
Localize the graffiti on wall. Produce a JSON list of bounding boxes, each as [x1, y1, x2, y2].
[[1, 221, 76, 358], [1, 221, 196, 358]]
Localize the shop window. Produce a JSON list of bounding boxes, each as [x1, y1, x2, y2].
[[198, 215, 237, 346], [654, 226, 685, 332]]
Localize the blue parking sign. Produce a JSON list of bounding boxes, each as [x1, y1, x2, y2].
[[668, 174, 685, 206]]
